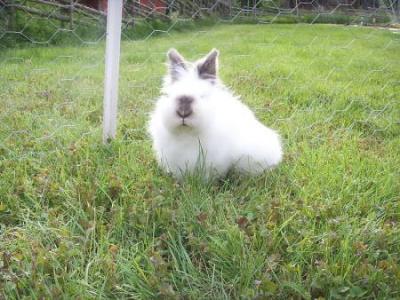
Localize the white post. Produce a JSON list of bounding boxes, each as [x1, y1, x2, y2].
[[103, 0, 123, 143]]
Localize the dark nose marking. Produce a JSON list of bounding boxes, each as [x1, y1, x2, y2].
[[176, 96, 194, 119]]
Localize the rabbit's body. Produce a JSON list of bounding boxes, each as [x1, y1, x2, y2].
[[148, 49, 283, 180]]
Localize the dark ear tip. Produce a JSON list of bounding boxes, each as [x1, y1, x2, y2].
[[167, 48, 178, 58], [209, 48, 219, 58]]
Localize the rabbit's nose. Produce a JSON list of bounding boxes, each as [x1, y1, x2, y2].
[[177, 108, 192, 119], [176, 95, 194, 119]]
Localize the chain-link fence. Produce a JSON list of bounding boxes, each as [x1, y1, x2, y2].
[[1, 0, 400, 298], [1, 0, 399, 43]]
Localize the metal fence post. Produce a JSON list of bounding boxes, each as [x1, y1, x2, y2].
[[103, 0, 123, 143]]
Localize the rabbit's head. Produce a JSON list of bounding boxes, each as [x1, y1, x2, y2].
[[157, 49, 221, 132]]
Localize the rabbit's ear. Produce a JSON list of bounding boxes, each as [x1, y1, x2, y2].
[[197, 49, 219, 81], [167, 48, 187, 82]]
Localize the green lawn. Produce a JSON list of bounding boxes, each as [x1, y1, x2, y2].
[[1, 24, 400, 299]]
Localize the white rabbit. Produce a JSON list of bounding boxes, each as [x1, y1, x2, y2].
[[148, 48, 283, 180]]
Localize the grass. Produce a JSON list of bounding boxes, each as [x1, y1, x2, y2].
[[1, 24, 400, 299]]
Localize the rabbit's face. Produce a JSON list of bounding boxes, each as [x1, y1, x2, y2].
[[159, 49, 219, 132]]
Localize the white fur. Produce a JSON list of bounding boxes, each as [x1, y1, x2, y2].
[[148, 49, 283, 180]]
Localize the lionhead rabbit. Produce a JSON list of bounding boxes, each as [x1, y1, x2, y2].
[[148, 48, 283, 180]]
